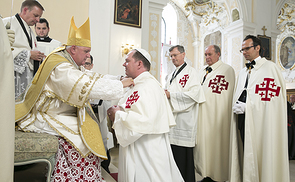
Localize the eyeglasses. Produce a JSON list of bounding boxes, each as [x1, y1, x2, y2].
[[169, 53, 182, 58], [240, 45, 255, 53], [84, 62, 92, 66]]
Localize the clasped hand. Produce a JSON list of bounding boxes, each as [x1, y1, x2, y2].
[[107, 105, 123, 122], [31, 50, 45, 61]]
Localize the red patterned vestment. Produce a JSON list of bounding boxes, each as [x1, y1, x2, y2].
[[51, 137, 103, 182]]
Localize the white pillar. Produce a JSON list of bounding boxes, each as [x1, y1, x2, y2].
[[89, 0, 112, 74], [142, 0, 168, 80]]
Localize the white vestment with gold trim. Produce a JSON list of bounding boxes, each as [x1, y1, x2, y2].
[[17, 49, 124, 157]]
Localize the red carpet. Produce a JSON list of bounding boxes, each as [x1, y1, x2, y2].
[[110, 173, 118, 181]]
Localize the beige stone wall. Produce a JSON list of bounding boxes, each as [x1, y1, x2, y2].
[[0, 0, 89, 44], [148, 13, 160, 78], [185, 29, 194, 66]]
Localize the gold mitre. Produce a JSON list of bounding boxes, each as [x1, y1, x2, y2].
[[67, 16, 91, 48]]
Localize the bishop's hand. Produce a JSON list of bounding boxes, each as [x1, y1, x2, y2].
[[121, 77, 134, 88]]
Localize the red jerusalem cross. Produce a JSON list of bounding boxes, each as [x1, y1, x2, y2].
[[208, 75, 229, 94], [125, 91, 140, 108], [179, 74, 189, 88], [255, 78, 280, 101]]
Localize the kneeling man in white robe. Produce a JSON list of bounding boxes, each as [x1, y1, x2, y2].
[[108, 49, 184, 182]]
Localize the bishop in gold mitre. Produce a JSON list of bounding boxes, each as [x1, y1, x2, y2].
[[15, 16, 133, 181]]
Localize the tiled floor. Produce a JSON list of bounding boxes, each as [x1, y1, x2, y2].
[[14, 147, 295, 181], [109, 147, 295, 182]]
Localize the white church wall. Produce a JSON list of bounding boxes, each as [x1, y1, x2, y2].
[[109, 21, 142, 76], [224, 20, 244, 77], [0, 0, 89, 48], [89, 0, 112, 75], [169, 2, 195, 67], [89, 0, 142, 76], [90, 0, 168, 79]]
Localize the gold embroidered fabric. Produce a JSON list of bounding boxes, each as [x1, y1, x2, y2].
[[79, 105, 107, 159], [15, 49, 107, 158], [67, 17, 91, 48]]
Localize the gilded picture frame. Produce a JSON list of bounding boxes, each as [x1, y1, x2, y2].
[[278, 35, 295, 70], [257, 35, 271, 60], [114, 0, 142, 28]]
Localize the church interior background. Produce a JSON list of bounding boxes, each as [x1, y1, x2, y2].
[[1, 0, 295, 99], [1, 0, 295, 181], [160, 0, 295, 100]]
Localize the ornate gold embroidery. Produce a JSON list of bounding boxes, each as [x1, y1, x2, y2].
[[44, 97, 54, 113], [85, 74, 102, 101], [78, 72, 100, 102], [78, 107, 107, 159], [42, 90, 82, 108], [81, 89, 87, 95], [79, 95, 84, 101], [42, 114, 91, 158], [45, 113, 79, 135], [67, 74, 85, 103], [22, 114, 37, 129]]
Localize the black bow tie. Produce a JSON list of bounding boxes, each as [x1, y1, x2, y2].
[[245, 61, 256, 69], [206, 66, 212, 73]]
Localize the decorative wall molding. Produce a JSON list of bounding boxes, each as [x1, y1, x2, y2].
[[169, 1, 194, 49], [276, 0, 295, 85], [199, 2, 229, 35], [277, 0, 295, 32], [148, 13, 160, 77]]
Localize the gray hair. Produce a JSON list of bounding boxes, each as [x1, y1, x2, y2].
[[169, 45, 185, 53], [212, 45, 221, 57]]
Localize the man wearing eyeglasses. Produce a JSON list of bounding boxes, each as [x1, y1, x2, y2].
[[230, 35, 290, 182], [164, 45, 205, 182], [194, 45, 235, 182]]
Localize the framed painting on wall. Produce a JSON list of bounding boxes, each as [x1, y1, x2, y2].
[[257, 35, 271, 60], [114, 0, 142, 28], [278, 36, 295, 69]]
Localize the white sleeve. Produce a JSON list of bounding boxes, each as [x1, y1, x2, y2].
[[102, 74, 122, 80], [112, 111, 143, 147], [89, 78, 124, 100]]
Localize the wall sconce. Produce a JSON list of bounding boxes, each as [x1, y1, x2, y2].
[[121, 43, 134, 57]]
